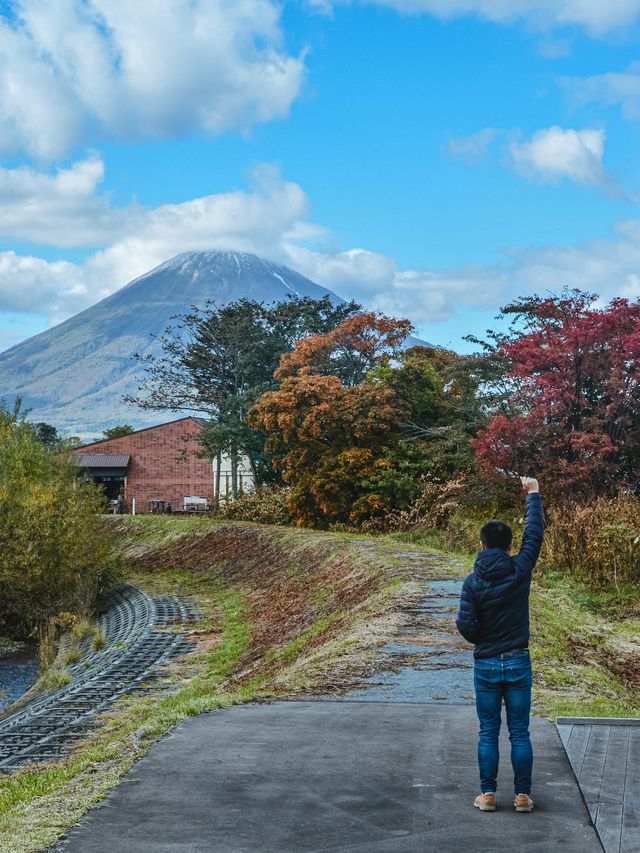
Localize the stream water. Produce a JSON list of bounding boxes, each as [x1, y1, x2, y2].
[[0, 652, 39, 712]]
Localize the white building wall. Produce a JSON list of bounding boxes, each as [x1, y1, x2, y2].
[[213, 452, 255, 499]]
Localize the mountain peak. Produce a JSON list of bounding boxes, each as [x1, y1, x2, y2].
[[0, 251, 344, 436]]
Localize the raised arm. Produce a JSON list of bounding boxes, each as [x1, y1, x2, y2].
[[514, 477, 544, 578]]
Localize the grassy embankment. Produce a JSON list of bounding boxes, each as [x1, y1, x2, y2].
[[0, 516, 413, 853]]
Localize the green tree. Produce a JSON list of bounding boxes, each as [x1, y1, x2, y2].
[[126, 295, 359, 497], [103, 424, 135, 438], [34, 421, 60, 449]]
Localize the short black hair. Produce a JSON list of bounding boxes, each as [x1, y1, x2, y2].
[[480, 519, 513, 550]]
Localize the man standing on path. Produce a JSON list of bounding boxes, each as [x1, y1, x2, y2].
[[456, 477, 544, 814]]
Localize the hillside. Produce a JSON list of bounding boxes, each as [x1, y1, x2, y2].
[[0, 252, 346, 436]]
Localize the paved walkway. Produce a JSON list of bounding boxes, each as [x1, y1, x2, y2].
[[56, 571, 604, 853], [57, 702, 600, 853]]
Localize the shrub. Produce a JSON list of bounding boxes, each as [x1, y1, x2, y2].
[[0, 405, 111, 640], [216, 486, 293, 526], [388, 474, 640, 588], [384, 473, 521, 547], [543, 496, 640, 587]]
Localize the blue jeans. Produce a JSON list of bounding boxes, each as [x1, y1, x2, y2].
[[474, 649, 533, 795]]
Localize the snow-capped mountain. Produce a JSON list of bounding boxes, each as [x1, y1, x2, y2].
[[0, 251, 426, 436]]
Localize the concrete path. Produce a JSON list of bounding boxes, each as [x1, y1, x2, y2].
[[57, 701, 600, 853], [334, 579, 474, 705]]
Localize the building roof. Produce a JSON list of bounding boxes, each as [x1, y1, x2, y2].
[[79, 416, 205, 451], [74, 453, 131, 469]]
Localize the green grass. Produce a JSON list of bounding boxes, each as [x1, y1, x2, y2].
[[530, 574, 640, 719], [91, 627, 107, 652], [4, 514, 638, 851]]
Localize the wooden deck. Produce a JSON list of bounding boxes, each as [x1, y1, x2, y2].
[[557, 717, 640, 853]]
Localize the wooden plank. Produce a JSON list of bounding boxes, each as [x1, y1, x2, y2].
[[621, 729, 640, 853], [595, 727, 629, 853], [557, 724, 572, 748], [565, 724, 591, 778], [579, 725, 610, 822]]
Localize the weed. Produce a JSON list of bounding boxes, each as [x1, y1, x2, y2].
[[92, 627, 107, 651], [65, 646, 82, 665], [72, 619, 94, 642], [39, 668, 72, 692]]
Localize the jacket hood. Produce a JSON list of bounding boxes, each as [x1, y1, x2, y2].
[[474, 547, 515, 581]]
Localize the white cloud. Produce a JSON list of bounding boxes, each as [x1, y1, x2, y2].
[[0, 0, 305, 159], [507, 126, 616, 193], [568, 61, 640, 119], [0, 252, 85, 315], [3, 161, 640, 341], [448, 128, 499, 164], [83, 164, 312, 305], [0, 163, 312, 324], [0, 155, 139, 246], [286, 225, 640, 325], [334, 1, 640, 35]]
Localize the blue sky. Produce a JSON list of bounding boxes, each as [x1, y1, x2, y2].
[[2, 1, 640, 352]]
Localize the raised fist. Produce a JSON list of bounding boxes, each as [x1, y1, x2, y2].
[[520, 476, 539, 495]]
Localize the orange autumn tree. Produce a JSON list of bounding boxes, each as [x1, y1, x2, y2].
[[248, 313, 413, 528]]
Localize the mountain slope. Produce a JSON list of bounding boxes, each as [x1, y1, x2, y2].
[[0, 252, 346, 435]]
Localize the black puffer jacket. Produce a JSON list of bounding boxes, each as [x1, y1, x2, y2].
[[456, 493, 544, 660]]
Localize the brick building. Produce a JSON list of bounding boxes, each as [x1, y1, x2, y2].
[[75, 417, 251, 513]]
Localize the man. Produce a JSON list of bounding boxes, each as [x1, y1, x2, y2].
[[456, 477, 544, 814]]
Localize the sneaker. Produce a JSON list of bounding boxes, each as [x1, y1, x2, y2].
[[474, 793, 497, 812], [514, 794, 534, 812]]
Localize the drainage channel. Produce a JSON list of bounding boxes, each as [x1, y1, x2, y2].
[[0, 585, 201, 773]]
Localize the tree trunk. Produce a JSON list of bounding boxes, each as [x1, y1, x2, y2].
[[246, 450, 259, 487], [230, 446, 238, 500]]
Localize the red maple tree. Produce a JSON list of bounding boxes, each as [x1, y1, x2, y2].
[[472, 290, 640, 499]]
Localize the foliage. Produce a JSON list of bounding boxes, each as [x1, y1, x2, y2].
[[249, 313, 415, 528], [0, 405, 111, 639], [126, 295, 359, 496], [380, 346, 490, 485], [384, 471, 521, 548], [251, 325, 502, 528], [34, 422, 60, 449], [471, 290, 640, 499], [102, 424, 134, 438], [390, 473, 640, 589], [275, 311, 412, 386], [216, 486, 293, 526], [33, 422, 82, 451]]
